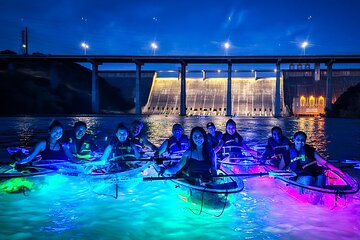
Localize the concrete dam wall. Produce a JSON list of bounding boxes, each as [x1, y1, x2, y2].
[[143, 74, 284, 116]]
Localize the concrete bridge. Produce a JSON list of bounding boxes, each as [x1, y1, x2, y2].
[[1, 54, 360, 116]]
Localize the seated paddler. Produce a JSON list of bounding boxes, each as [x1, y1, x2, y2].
[[156, 123, 190, 157], [279, 131, 327, 188], [15, 120, 77, 167], [129, 120, 158, 154], [64, 121, 99, 161], [260, 126, 290, 166], [163, 126, 217, 185], [219, 119, 259, 159], [100, 123, 141, 172]]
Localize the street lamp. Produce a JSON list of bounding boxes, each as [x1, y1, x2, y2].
[[81, 42, 89, 55], [301, 41, 308, 55], [224, 41, 230, 55], [151, 42, 158, 56]]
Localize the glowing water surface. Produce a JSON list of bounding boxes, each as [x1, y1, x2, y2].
[[0, 116, 359, 240]]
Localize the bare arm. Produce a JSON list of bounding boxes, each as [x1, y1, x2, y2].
[[62, 143, 79, 163], [241, 142, 258, 156], [164, 150, 189, 175], [214, 139, 223, 153], [314, 151, 327, 166], [100, 145, 113, 162], [131, 143, 141, 159], [16, 141, 46, 164], [279, 155, 286, 170], [157, 139, 169, 156], [143, 137, 158, 151], [210, 150, 217, 175]]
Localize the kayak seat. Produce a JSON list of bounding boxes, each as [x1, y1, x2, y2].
[[205, 181, 238, 189], [323, 185, 352, 190]]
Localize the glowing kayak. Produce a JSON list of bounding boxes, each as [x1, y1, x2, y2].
[[6, 146, 41, 161], [84, 160, 152, 182], [7, 146, 101, 161], [84, 160, 152, 198], [267, 163, 359, 208], [164, 165, 244, 213], [218, 155, 259, 166], [223, 158, 359, 208], [0, 164, 54, 179]]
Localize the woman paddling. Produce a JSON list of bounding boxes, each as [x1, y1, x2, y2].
[[260, 126, 291, 166], [15, 120, 76, 165], [163, 126, 217, 185], [219, 119, 259, 159]]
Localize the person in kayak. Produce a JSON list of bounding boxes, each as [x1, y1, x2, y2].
[[156, 123, 190, 157], [206, 122, 223, 156], [279, 131, 327, 187], [15, 120, 76, 165], [219, 119, 259, 159], [163, 126, 217, 185], [100, 123, 141, 171], [129, 120, 158, 153], [260, 126, 291, 166], [64, 121, 99, 161]]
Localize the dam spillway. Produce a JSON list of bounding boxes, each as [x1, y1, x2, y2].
[[143, 74, 284, 116]]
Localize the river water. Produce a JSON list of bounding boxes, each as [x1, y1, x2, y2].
[[0, 116, 359, 240]]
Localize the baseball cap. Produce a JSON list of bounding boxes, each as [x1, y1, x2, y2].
[[206, 122, 215, 128]]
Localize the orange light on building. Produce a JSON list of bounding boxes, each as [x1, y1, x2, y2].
[[318, 96, 324, 106], [309, 96, 315, 107], [300, 96, 306, 107]]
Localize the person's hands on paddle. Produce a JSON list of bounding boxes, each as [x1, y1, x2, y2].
[[153, 151, 160, 158], [162, 168, 173, 177], [15, 157, 31, 165]]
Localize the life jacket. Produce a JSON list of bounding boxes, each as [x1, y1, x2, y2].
[[67, 132, 95, 158], [221, 132, 244, 156], [110, 138, 136, 162], [167, 135, 189, 154], [287, 144, 322, 176], [264, 136, 290, 160], [41, 140, 67, 160], [207, 131, 223, 149]]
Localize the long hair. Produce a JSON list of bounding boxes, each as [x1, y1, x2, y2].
[[48, 120, 63, 131], [189, 126, 212, 163]]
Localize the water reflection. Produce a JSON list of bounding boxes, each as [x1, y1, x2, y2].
[[0, 116, 360, 240], [1, 116, 359, 161]]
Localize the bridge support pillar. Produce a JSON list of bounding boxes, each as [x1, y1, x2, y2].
[[274, 62, 281, 117], [180, 62, 187, 116], [135, 62, 143, 114], [50, 62, 59, 89], [92, 62, 100, 114], [325, 62, 333, 114], [226, 62, 232, 116]]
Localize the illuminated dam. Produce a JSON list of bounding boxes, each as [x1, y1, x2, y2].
[[142, 74, 285, 116], [100, 68, 360, 117]]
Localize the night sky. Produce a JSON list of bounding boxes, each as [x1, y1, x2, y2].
[[1, 0, 360, 58]]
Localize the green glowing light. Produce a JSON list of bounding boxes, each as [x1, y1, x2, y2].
[[0, 178, 34, 193]]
